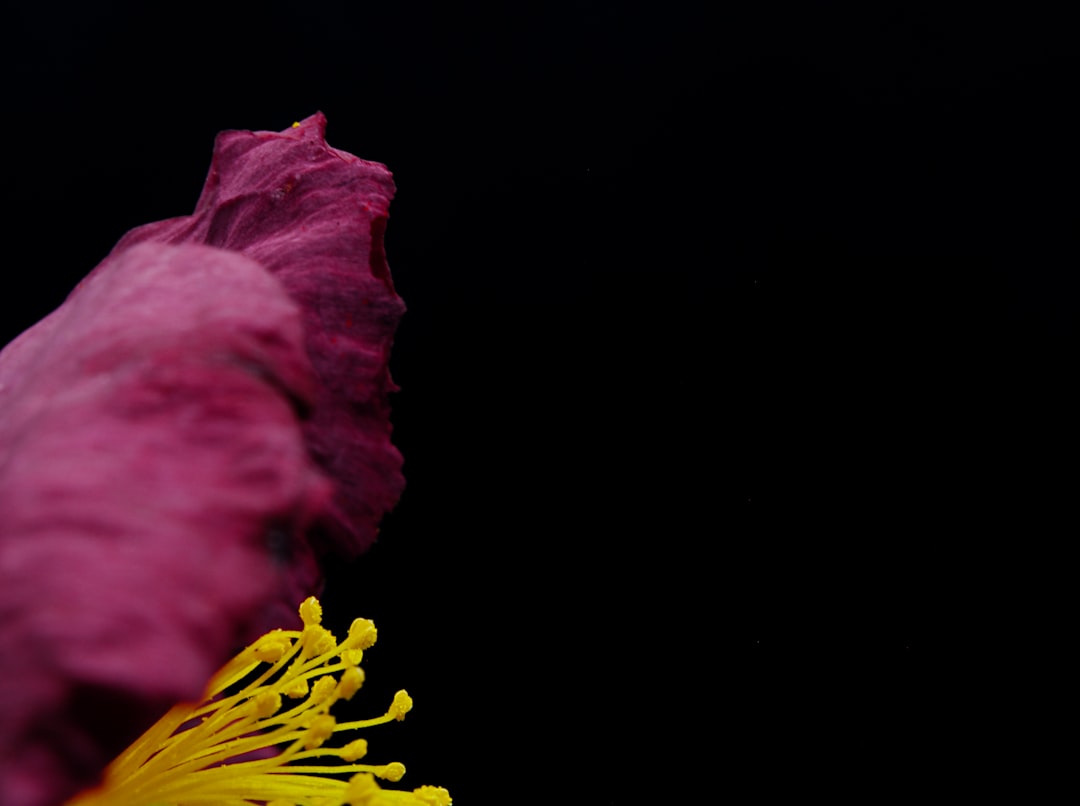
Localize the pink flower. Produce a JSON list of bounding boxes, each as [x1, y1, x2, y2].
[[0, 114, 405, 806]]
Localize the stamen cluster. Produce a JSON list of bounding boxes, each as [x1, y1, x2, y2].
[[65, 597, 450, 806]]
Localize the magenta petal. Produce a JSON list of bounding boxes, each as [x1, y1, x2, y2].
[[0, 242, 336, 806], [0, 115, 405, 806], [109, 112, 406, 559]]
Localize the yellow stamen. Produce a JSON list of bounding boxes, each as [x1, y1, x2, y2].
[[65, 597, 450, 806]]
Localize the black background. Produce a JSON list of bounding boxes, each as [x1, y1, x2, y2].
[[2, 2, 1071, 802]]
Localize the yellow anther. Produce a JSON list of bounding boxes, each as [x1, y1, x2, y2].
[[340, 738, 369, 761], [316, 627, 337, 655], [388, 690, 413, 721], [377, 762, 406, 782], [347, 618, 378, 650], [345, 773, 381, 805], [253, 690, 282, 718], [299, 596, 323, 627], [292, 121, 301, 128], [337, 666, 365, 700], [413, 786, 453, 806], [283, 676, 310, 699], [253, 631, 292, 662], [302, 624, 337, 657], [303, 715, 336, 750], [310, 675, 337, 704]]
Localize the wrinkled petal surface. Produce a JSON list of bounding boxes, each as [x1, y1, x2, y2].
[[109, 112, 406, 561]]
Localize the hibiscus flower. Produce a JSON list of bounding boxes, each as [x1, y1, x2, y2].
[[0, 114, 427, 806]]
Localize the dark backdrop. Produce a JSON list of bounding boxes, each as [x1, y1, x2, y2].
[[2, 2, 1071, 801]]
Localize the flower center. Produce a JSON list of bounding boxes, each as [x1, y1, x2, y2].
[[65, 597, 450, 806]]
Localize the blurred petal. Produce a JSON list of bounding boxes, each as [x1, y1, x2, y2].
[[0, 242, 333, 806]]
